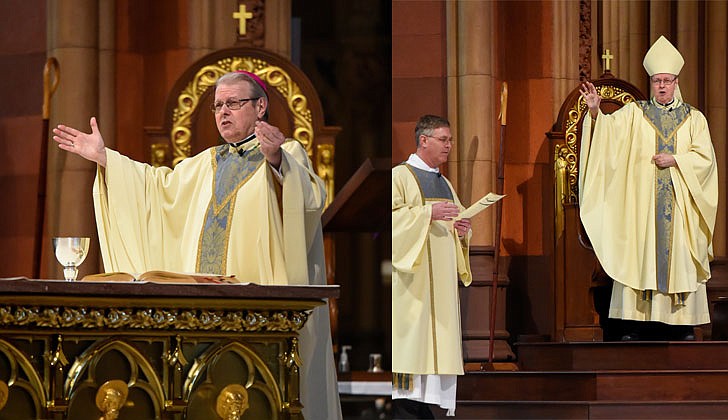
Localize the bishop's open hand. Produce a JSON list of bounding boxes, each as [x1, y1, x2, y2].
[[580, 81, 601, 119], [53, 117, 107, 167], [255, 121, 284, 169]]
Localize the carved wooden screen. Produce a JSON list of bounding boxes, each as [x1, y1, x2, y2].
[[547, 75, 646, 342]]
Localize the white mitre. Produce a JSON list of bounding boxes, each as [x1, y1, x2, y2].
[[643, 35, 684, 101]]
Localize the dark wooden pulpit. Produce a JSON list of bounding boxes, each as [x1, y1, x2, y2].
[[321, 158, 391, 412], [321, 157, 391, 348]]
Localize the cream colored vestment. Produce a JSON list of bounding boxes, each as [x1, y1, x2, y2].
[[580, 99, 718, 325], [392, 164, 472, 375]]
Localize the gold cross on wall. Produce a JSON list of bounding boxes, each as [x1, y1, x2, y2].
[[233, 4, 253, 36], [601, 49, 614, 72]]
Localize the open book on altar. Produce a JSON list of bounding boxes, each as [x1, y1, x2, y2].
[[455, 192, 505, 221], [81, 271, 238, 284]]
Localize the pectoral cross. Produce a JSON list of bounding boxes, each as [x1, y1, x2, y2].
[[233, 4, 253, 36], [601, 49, 614, 72]]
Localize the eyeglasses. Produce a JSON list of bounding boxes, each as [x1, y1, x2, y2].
[[211, 97, 260, 113], [424, 135, 454, 145], [651, 77, 677, 86]]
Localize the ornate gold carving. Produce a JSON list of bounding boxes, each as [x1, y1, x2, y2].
[[555, 154, 567, 239], [280, 337, 303, 416], [233, 1, 265, 46], [216, 383, 250, 420], [0, 380, 8, 411], [150, 142, 169, 167], [170, 58, 315, 166], [232, 4, 253, 36], [96, 380, 128, 420], [48, 334, 69, 368], [281, 336, 302, 371], [165, 335, 189, 367], [316, 144, 335, 208], [558, 86, 636, 203], [66, 339, 164, 419], [601, 49, 614, 72], [0, 339, 46, 414], [0, 305, 309, 333], [185, 341, 282, 419]]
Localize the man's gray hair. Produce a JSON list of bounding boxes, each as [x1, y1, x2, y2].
[[415, 114, 450, 147], [215, 72, 269, 120]]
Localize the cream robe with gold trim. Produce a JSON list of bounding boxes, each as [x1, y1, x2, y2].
[[392, 164, 472, 375], [93, 139, 342, 419], [580, 100, 718, 325]]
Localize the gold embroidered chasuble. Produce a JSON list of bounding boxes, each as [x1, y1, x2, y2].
[[392, 164, 472, 376], [92, 139, 342, 419], [197, 141, 267, 274], [580, 99, 718, 324]]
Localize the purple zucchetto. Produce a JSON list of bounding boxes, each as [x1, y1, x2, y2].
[[235, 70, 267, 93]]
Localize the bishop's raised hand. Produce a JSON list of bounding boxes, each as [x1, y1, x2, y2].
[[255, 121, 284, 169], [53, 117, 108, 167], [580, 81, 601, 119]]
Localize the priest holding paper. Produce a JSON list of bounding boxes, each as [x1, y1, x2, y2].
[[579, 36, 718, 340], [52, 71, 341, 419], [392, 114, 472, 418]]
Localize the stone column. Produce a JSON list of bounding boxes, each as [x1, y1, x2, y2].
[[99, 1, 115, 150], [601, 1, 621, 75], [552, 0, 580, 118], [648, 1, 673, 94], [446, 0, 496, 247], [265, 0, 291, 58], [626, 1, 648, 86], [706, 1, 727, 256], [95, 0, 115, 273], [676, 1, 699, 106], [45, 0, 100, 279], [601, 1, 648, 82], [648, 1, 672, 39], [188, 0, 237, 59]]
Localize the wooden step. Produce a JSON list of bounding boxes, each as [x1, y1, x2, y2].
[[457, 370, 728, 401], [434, 400, 728, 419], [516, 341, 728, 371]]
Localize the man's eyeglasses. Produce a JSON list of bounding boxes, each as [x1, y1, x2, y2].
[[651, 77, 677, 86], [424, 135, 454, 145], [211, 97, 260, 113]]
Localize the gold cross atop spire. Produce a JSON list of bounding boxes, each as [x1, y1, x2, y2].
[[601, 49, 614, 72], [233, 4, 253, 35]]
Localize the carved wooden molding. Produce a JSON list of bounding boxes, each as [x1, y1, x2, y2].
[[579, 0, 592, 81], [0, 306, 309, 333]]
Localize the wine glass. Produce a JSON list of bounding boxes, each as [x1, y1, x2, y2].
[[52, 237, 90, 281]]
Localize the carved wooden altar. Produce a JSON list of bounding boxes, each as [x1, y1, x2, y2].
[[546, 74, 646, 342], [0, 278, 337, 419]]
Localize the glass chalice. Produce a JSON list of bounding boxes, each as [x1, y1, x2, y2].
[[52, 237, 90, 281]]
